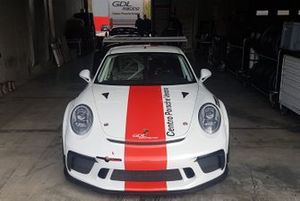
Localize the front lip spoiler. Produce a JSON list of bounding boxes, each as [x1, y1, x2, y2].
[[64, 159, 229, 195], [107, 137, 185, 145]]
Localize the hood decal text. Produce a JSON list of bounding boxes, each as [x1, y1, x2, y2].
[[163, 88, 175, 137]]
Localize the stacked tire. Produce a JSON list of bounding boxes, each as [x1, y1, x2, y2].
[[248, 25, 282, 93]]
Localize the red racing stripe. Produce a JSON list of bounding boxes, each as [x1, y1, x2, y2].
[[124, 86, 167, 192]]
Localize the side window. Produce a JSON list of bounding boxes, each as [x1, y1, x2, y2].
[[178, 56, 194, 82], [97, 56, 115, 82]]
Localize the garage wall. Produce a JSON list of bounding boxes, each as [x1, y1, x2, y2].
[[0, 0, 83, 84], [172, 0, 197, 49], [152, 0, 171, 37], [28, 0, 50, 71], [176, 0, 232, 47], [153, 0, 232, 49], [0, 0, 31, 84], [52, 0, 84, 39]]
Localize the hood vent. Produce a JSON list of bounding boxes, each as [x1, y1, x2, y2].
[[182, 92, 189, 98], [102, 93, 109, 99]]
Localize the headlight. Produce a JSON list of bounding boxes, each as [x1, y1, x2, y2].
[[198, 103, 221, 134], [71, 104, 93, 135]]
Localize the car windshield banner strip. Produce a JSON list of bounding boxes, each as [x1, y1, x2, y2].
[[124, 86, 167, 191], [103, 36, 187, 44]]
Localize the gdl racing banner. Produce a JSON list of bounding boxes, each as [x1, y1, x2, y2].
[[109, 0, 144, 25]]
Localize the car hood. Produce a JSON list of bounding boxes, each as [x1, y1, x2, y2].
[[92, 84, 199, 143]]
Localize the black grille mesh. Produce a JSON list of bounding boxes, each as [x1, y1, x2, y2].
[[111, 169, 182, 182]]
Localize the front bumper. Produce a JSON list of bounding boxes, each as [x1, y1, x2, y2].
[[64, 149, 228, 192], [63, 99, 229, 192]]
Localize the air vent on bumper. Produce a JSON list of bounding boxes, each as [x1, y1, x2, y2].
[[196, 150, 225, 173], [67, 151, 96, 174]]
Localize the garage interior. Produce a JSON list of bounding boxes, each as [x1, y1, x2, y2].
[[0, 0, 299, 200]]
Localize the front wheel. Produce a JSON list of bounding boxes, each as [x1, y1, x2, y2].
[[63, 155, 71, 179], [279, 104, 288, 115]]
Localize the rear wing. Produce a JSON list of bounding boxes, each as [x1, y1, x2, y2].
[[102, 36, 188, 45]]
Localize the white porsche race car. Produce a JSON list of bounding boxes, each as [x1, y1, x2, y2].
[[62, 40, 230, 193]]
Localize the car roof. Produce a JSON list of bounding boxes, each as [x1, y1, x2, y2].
[[107, 45, 184, 55]]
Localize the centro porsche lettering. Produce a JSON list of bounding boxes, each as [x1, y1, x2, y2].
[[163, 88, 175, 137]]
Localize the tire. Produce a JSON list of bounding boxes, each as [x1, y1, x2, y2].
[[279, 104, 288, 115], [63, 154, 71, 179]]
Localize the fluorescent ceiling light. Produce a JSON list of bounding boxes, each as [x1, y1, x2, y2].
[[256, 10, 269, 16], [277, 10, 290, 16]]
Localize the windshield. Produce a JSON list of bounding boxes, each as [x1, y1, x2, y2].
[[95, 53, 196, 85]]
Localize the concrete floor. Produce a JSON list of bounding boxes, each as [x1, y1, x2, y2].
[[0, 55, 299, 201]]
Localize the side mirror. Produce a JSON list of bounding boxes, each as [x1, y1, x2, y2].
[[79, 69, 91, 83], [200, 69, 212, 82]]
